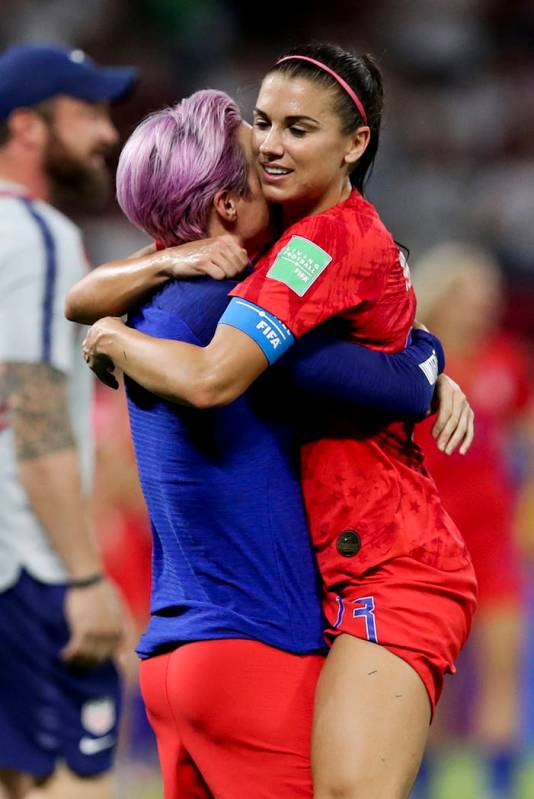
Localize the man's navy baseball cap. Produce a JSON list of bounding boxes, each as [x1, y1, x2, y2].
[[0, 43, 137, 120]]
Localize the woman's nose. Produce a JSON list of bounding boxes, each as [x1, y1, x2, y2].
[[258, 126, 284, 157]]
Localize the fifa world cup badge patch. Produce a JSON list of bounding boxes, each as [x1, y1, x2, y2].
[[267, 235, 332, 296], [81, 697, 116, 735]]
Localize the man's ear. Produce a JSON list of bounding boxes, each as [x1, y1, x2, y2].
[[213, 189, 238, 223], [7, 107, 49, 150]]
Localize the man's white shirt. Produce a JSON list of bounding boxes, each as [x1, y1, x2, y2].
[[0, 180, 93, 591]]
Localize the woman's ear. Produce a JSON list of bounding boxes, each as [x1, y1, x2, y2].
[[213, 189, 238, 222], [344, 126, 371, 166]]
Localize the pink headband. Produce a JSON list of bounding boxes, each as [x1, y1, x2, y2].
[[276, 55, 368, 125]]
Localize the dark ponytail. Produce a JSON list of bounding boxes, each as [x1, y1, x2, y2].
[[268, 44, 384, 194]]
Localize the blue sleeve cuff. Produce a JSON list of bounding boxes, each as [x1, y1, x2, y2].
[[218, 297, 295, 365], [411, 329, 446, 378]]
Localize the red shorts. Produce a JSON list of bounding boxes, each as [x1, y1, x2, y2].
[[140, 639, 324, 799], [323, 555, 478, 712]]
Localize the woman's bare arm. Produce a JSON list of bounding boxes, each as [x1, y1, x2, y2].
[[65, 236, 249, 325], [83, 316, 268, 408]]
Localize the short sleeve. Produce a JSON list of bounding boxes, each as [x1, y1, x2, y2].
[[230, 209, 387, 338], [0, 237, 45, 360], [0, 203, 79, 374], [149, 278, 237, 346]]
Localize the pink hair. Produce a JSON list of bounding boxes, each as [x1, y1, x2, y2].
[[116, 90, 248, 245]]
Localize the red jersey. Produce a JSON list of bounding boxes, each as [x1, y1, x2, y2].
[[232, 191, 470, 581], [418, 332, 531, 496], [231, 190, 414, 350], [415, 333, 531, 604]]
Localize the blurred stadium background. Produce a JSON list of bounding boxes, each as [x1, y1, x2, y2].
[[2, 1, 534, 796]]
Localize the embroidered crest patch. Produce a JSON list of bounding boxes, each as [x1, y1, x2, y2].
[[81, 698, 116, 736], [267, 235, 332, 296]]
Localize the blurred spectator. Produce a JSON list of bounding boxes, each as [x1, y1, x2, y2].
[[0, 0, 114, 47], [0, 42, 136, 799], [414, 242, 534, 798]]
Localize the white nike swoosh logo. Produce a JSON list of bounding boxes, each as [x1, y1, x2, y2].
[[79, 734, 116, 755]]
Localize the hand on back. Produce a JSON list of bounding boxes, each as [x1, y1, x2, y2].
[[164, 234, 249, 281], [431, 374, 475, 456]]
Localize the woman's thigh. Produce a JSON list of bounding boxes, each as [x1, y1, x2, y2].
[[312, 634, 431, 799]]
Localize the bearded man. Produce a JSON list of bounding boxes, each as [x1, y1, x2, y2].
[[0, 44, 136, 799]]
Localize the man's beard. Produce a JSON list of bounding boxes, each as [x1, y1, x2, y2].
[[44, 128, 112, 214]]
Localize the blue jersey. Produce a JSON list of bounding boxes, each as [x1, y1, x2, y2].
[[129, 278, 325, 657], [127, 277, 444, 658]]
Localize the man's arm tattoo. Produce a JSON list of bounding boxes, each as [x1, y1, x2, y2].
[[1, 362, 76, 461]]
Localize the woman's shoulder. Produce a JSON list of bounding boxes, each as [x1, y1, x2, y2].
[[287, 190, 387, 239], [254, 191, 395, 276]]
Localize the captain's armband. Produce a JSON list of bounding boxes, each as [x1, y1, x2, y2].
[[219, 298, 294, 365]]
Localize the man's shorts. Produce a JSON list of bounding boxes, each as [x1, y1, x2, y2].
[[0, 570, 121, 778], [140, 639, 325, 799], [323, 555, 478, 713]]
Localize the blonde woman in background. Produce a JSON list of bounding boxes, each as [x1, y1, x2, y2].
[[414, 242, 533, 799]]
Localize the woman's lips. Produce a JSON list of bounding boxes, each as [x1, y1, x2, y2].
[[260, 164, 293, 183]]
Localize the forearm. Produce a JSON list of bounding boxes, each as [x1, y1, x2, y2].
[[4, 361, 102, 579], [90, 319, 267, 408], [104, 325, 213, 405], [66, 236, 250, 325], [279, 329, 445, 418], [65, 247, 170, 324], [18, 450, 102, 579]]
